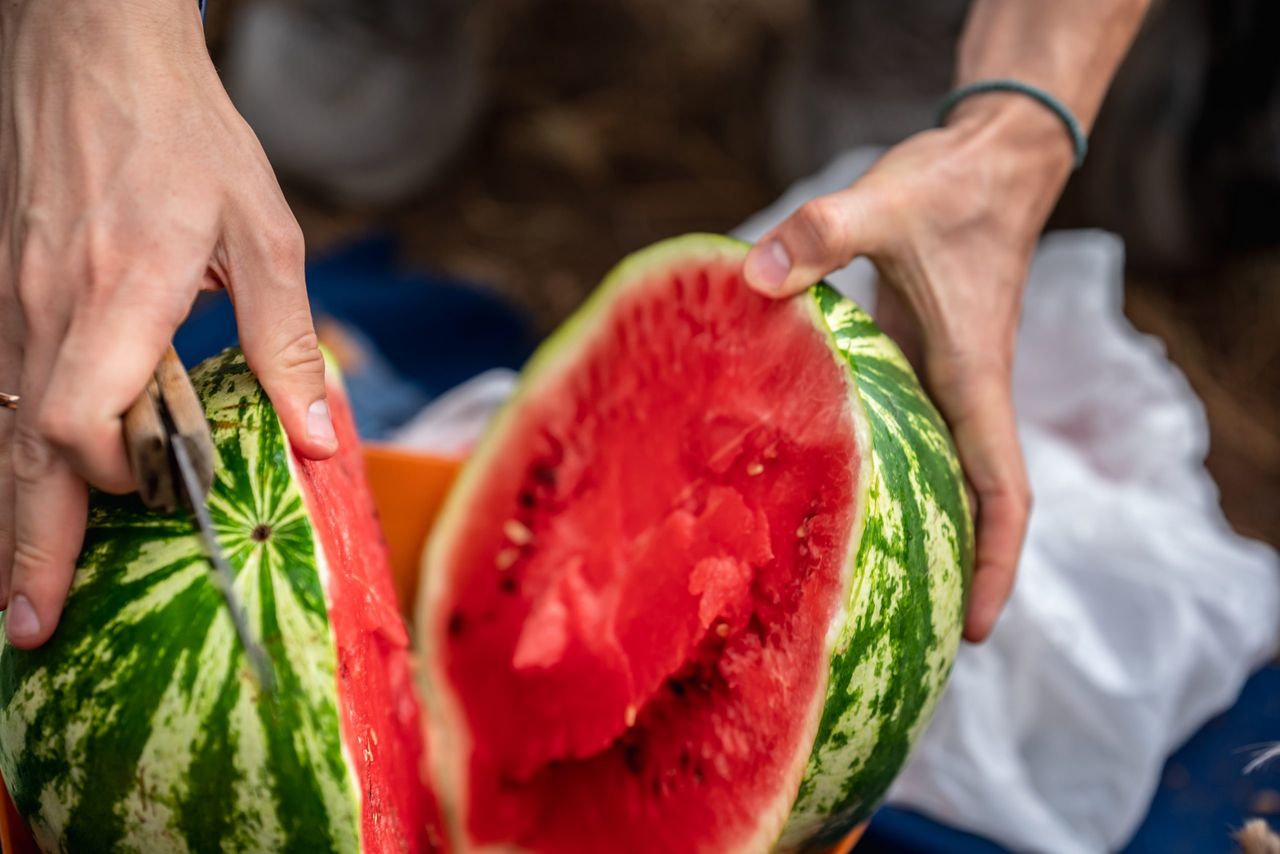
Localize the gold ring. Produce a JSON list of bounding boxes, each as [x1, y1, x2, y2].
[[0, 392, 18, 411]]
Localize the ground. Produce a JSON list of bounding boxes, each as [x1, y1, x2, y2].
[[209, 0, 1279, 548]]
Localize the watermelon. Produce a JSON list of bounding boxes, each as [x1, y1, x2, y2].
[[0, 350, 445, 852], [418, 234, 973, 852]]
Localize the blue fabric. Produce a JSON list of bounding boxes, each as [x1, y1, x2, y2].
[[860, 808, 1007, 854], [861, 664, 1280, 853], [1122, 664, 1280, 853], [174, 232, 538, 438]]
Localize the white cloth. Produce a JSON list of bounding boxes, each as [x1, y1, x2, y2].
[[391, 368, 518, 457], [395, 147, 1280, 854]]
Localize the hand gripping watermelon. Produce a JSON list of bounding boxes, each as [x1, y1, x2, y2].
[[0, 351, 445, 852], [418, 234, 974, 852]]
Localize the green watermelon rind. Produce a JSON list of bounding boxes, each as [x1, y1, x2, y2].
[[419, 233, 972, 852], [0, 349, 365, 853], [781, 271, 972, 849]]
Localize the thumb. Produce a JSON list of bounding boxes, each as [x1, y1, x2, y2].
[[223, 216, 337, 460], [743, 186, 890, 298]]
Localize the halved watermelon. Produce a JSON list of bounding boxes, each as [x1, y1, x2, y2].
[[418, 234, 973, 852], [0, 350, 445, 852]]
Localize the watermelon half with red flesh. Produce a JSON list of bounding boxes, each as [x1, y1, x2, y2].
[[0, 351, 445, 852], [418, 234, 973, 852]]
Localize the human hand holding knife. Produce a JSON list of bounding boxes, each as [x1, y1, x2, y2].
[[123, 346, 275, 695]]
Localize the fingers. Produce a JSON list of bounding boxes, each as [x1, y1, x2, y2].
[[743, 186, 892, 298], [38, 283, 192, 494], [223, 212, 336, 460], [7, 242, 203, 644], [873, 280, 924, 371], [927, 357, 1031, 643], [0, 302, 19, 609], [7, 336, 88, 648]]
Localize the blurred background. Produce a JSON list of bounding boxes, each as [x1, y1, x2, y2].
[[202, 0, 1278, 551], [191, 1, 1278, 851]]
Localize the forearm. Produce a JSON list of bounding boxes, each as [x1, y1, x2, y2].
[[1, 0, 204, 58], [939, 0, 1151, 229], [957, 0, 1152, 131]]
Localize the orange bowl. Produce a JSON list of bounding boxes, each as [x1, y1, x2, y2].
[[362, 444, 462, 617]]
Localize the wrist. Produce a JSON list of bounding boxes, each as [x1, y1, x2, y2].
[[941, 94, 1075, 220], [956, 0, 1152, 131]]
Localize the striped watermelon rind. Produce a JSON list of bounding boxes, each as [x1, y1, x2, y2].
[[418, 233, 972, 851], [783, 269, 972, 847], [0, 350, 364, 852]]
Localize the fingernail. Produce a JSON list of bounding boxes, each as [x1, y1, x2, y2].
[[307, 399, 337, 448], [748, 239, 792, 293], [6, 594, 40, 642]]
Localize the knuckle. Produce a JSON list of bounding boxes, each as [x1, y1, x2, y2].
[[266, 324, 325, 379], [35, 406, 84, 455], [11, 424, 55, 484], [81, 238, 128, 301], [13, 255, 50, 318], [795, 198, 846, 252], [12, 537, 57, 577], [992, 474, 1033, 517], [260, 218, 306, 274], [1017, 480, 1034, 514]]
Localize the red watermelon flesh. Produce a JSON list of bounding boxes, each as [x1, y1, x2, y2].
[[294, 383, 447, 852], [427, 257, 861, 851]]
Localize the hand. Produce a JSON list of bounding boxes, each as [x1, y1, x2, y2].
[[743, 96, 1074, 641], [0, 0, 338, 648]]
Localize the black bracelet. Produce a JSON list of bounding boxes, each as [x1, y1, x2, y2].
[[937, 79, 1088, 170]]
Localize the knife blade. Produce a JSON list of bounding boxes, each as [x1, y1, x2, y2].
[[124, 346, 275, 695], [170, 433, 276, 695]]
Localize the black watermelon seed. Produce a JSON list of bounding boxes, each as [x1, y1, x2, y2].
[[623, 743, 643, 774]]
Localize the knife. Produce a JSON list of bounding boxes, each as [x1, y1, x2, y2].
[[123, 346, 276, 695]]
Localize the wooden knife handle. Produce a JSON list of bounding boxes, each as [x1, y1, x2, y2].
[[123, 346, 214, 512], [124, 379, 175, 512], [152, 346, 214, 500]]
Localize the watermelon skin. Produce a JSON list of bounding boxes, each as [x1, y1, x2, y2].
[[779, 284, 972, 847], [0, 350, 439, 853], [418, 233, 972, 852]]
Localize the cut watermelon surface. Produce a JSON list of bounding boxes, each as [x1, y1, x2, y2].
[[419, 234, 973, 853], [295, 382, 445, 853], [0, 350, 444, 852]]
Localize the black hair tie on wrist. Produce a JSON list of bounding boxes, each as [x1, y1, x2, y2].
[[937, 79, 1088, 170]]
